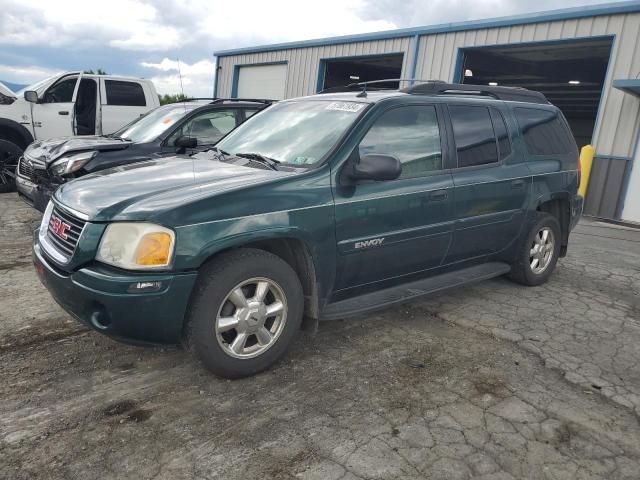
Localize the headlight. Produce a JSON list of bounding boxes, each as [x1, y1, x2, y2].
[[50, 151, 97, 176], [96, 223, 175, 270]]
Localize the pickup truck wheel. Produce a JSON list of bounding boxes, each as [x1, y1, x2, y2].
[[508, 212, 561, 286], [187, 248, 304, 378], [0, 139, 22, 193]]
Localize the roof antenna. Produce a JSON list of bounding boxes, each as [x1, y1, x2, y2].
[[177, 58, 187, 112], [356, 81, 367, 98]]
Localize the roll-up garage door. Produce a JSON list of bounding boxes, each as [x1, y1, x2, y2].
[[236, 64, 287, 100]]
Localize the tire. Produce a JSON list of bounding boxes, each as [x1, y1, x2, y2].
[[508, 212, 561, 286], [0, 139, 23, 193], [186, 248, 304, 379]]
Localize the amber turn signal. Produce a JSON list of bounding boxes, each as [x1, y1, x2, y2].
[[135, 232, 173, 266]]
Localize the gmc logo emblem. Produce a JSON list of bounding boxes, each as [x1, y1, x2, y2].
[[49, 215, 71, 240]]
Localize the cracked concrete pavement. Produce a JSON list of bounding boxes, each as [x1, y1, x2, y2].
[[1, 192, 640, 479]]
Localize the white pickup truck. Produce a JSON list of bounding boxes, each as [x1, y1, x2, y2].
[[0, 72, 159, 191]]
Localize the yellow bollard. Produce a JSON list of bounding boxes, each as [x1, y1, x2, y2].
[[578, 144, 594, 198]]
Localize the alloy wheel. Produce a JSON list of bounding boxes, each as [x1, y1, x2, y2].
[[529, 227, 555, 274], [215, 277, 288, 359]]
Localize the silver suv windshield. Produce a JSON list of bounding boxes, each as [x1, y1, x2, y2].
[[112, 104, 197, 143], [216, 100, 367, 166]]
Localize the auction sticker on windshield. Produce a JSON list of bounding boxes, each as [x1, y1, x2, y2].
[[325, 102, 365, 112]]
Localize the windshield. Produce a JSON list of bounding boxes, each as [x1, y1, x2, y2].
[[113, 104, 196, 143], [216, 100, 367, 166], [15, 74, 62, 97]]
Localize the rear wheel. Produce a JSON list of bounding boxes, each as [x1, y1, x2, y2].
[[186, 248, 304, 378], [0, 139, 22, 193], [508, 212, 561, 286]]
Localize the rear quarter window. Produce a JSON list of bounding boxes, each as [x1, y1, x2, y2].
[[105, 80, 146, 107], [515, 107, 576, 155]]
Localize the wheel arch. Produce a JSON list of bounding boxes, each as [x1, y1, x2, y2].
[[195, 229, 322, 323], [534, 193, 571, 257], [0, 118, 34, 149]]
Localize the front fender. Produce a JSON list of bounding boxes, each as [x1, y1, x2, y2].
[[190, 226, 319, 268], [173, 204, 337, 300]]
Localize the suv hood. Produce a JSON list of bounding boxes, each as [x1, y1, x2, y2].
[[54, 156, 293, 222], [26, 136, 132, 167]]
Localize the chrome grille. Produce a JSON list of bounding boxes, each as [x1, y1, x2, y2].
[[46, 206, 86, 257], [18, 156, 35, 181]]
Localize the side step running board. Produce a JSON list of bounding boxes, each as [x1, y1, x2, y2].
[[321, 262, 511, 320]]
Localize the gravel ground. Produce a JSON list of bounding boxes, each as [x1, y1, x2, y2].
[[1, 192, 639, 480]]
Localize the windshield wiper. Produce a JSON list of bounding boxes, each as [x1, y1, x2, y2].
[[235, 152, 280, 170]]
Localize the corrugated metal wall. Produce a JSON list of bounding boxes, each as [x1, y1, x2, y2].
[[216, 37, 413, 99], [216, 11, 640, 219], [415, 12, 640, 159]]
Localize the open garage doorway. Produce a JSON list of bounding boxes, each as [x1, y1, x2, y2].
[[319, 53, 404, 91], [457, 37, 613, 148]]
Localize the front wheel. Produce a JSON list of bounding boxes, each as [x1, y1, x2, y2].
[[186, 248, 304, 378], [0, 139, 22, 193], [508, 213, 561, 286]]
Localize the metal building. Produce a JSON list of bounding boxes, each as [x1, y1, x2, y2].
[[214, 1, 640, 223]]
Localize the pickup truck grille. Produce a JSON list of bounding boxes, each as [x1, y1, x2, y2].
[[47, 206, 86, 257], [17, 156, 35, 181]]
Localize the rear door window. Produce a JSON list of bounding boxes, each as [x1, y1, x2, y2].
[[358, 105, 442, 179], [105, 80, 146, 106], [515, 107, 575, 155], [449, 105, 498, 167]]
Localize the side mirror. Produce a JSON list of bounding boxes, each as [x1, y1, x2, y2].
[[350, 154, 402, 182], [174, 135, 197, 149], [24, 91, 38, 103]]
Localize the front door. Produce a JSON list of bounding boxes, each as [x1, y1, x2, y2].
[[333, 103, 455, 293], [32, 75, 79, 139], [444, 104, 530, 263]]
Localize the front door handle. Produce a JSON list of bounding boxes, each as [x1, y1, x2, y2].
[[511, 179, 525, 189], [58, 111, 69, 116], [429, 190, 448, 202]]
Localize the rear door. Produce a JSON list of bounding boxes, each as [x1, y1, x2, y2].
[[444, 103, 529, 264], [100, 79, 149, 133], [333, 103, 455, 292]]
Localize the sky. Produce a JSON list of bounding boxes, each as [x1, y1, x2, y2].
[[0, 0, 623, 96]]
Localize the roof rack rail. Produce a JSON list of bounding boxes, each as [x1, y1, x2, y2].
[[319, 79, 441, 96], [319, 78, 548, 104], [211, 98, 275, 104], [173, 98, 275, 104], [402, 81, 549, 104]]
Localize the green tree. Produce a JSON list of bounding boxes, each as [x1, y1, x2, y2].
[[83, 69, 108, 75], [158, 93, 191, 105]]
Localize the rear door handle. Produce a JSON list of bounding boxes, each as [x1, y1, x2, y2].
[[429, 190, 448, 201], [511, 179, 525, 189], [58, 111, 69, 116]]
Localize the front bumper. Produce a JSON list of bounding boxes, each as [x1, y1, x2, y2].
[[33, 233, 198, 345], [16, 175, 57, 213]]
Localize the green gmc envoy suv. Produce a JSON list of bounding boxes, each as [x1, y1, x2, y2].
[[33, 81, 583, 378]]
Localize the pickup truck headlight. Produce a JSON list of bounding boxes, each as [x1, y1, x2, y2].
[[50, 151, 97, 176], [96, 223, 175, 270]]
